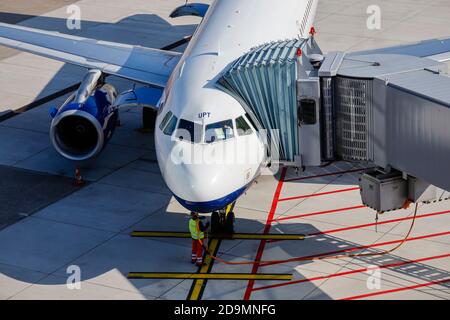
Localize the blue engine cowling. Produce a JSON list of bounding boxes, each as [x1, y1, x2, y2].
[[50, 83, 118, 161]]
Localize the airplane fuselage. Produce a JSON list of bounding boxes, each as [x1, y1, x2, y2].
[[155, 0, 318, 213]]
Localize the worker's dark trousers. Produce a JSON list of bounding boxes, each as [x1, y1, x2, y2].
[[191, 239, 204, 264]]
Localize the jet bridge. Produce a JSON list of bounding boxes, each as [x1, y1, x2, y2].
[[217, 37, 450, 212], [321, 52, 450, 211], [217, 37, 323, 165]]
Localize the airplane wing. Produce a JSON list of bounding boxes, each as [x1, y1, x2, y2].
[[0, 22, 182, 88], [350, 37, 450, 63]]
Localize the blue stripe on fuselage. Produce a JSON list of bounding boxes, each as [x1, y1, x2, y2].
[[174, 184, 249, 213]]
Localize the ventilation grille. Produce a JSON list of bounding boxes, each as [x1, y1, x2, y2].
[[335, 77, 373, 161], [320, 77, 335, 160]]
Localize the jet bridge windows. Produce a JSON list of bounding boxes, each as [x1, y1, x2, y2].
[[205, 120, 234, 143], [176, 119, 203, 143]]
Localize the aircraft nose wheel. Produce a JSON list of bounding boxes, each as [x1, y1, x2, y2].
[[140, 107, 156, 133], [211, 205, 235, 235], [224, 211, 235, 234]]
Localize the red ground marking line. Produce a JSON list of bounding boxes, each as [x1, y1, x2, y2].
[[278, 187, 360, 202], [243, 167, 287, 300], [253, 253, 450, 292], [284, 167, 373, 183], [267, 204, 367, 243], [260, 231, 450, 267], [307, 210, 450, 237], [272, 205, 367, 222], [340, 278, 450, 300]]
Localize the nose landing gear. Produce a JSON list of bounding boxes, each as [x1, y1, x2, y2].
[[211, 203, 235, 235], [138, 107, 157, 134]]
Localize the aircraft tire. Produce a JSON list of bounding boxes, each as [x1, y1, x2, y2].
[[211, 211, 220, 234], [225, 211, 235, 234], [142, 108, 156, 132]]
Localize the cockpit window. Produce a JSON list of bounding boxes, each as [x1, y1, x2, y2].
[[175, 119, 203, 143], [205, 120, 234, 143], [163, 115, 178, 136], [159, 111, 173, 131], [236, 116, 253, 136]]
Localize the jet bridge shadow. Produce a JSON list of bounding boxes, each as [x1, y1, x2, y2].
[[263, 222, 450, 300]]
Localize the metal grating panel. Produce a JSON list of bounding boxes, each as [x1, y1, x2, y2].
[[335, 77, 373, 161], [320, 77, 335, 160]]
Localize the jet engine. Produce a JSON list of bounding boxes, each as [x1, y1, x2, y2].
[[49, 70, 118, 161]]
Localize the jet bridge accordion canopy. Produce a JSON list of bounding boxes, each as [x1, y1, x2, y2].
[[217, 39, 307, 162]]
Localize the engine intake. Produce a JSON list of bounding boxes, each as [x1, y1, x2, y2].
[[51, 109, 105, 161], [50, 70, 118, 161]]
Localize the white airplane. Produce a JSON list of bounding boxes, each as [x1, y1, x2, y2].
[[1, 0, 450, 232]]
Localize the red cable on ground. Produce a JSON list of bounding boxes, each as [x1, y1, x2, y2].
[[267, 208, 449, 245], [260, 230, 450, 267], [307, 209, 450, 236], [204, 203, 441, 269], [197, 166, 447, 299]]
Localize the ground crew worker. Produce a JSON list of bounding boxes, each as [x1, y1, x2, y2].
[[189, 212, 210, 266]]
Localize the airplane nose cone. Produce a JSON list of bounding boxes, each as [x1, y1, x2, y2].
[[156, 136, 260, 213], [163, 161, 247, 213]]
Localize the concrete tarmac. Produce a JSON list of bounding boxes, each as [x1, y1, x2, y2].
[[0, 0, 448, 300]]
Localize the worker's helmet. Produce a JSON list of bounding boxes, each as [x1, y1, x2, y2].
[[190, 211, 199, 218]]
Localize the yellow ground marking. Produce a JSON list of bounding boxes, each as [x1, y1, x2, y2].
[[127, 273, 293, 280], [131, 231, 305, 240], [188, 238, 220, 300]]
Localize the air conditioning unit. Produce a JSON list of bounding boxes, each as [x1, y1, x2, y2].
[[359, 170, 407, 212]]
